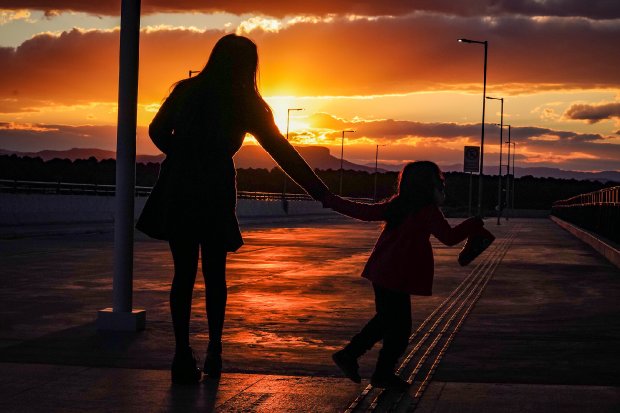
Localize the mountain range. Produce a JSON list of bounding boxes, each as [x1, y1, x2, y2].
[[1, 146, 618, 183]]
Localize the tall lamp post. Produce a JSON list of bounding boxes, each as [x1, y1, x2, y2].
[[504, 125, 512, 220], [282, 108, 303, 211], [510, 142, 516, 213], [458, 38, 488, 217], [487, 96, 504, 225], [373, 144, 386, 202], [339, 129, 355, 196]]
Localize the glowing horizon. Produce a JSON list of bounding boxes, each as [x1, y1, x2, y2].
[[0, 5, 619, 172]]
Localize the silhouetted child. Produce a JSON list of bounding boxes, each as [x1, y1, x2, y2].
[[324, 161, 494, 391]]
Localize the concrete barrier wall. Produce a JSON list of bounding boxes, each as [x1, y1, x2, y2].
[[0, 193, 335, 227], [550, 216, 620, 269], [1, 194, 118, 226], [1, 193, 553, 228]]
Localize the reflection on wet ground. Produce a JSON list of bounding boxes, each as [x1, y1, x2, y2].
[[0, 216, 491, 377]]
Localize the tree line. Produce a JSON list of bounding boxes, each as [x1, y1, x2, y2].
[[1, 154, 616, 211]]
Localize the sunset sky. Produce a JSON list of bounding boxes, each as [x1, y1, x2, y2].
[[1, 1, 619, 171]]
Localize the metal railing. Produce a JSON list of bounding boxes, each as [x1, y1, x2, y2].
[[551, 186, 619, 243], [0, 179, 151, 197], [552, 186, 619, 208], [0, 179, 373, 202]]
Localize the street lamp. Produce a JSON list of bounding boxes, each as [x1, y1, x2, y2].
[[495, 123, 513, 220], [510, 141, 516, 213], [188, 70, 200, 78], [487, 96, 504, 225], [339, 129, 355, 196], [504, 125, 512, 221], [286, 108, 303, 141], [374, 144, 387, 202], [458, 37, 488, 217], [282, 108, 303, 212]]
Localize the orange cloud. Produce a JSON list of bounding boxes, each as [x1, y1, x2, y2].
[[1, 14, 619, 111]]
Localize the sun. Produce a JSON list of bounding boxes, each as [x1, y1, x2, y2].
[[263, 95, 310, 137]]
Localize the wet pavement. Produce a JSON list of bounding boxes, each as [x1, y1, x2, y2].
[[1, 216, 619, 412]]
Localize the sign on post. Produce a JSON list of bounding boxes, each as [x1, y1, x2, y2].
[[464, 146, 480, 173]]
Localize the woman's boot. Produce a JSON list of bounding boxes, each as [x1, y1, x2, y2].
[[171, 346, 202, 384]]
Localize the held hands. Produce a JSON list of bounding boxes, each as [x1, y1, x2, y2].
[[322, 192, 345, 210]]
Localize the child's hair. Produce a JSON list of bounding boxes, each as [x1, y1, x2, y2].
[[384, 161, 444, 230]]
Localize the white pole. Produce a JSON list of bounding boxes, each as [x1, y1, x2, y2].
[[479, 41, 488, 218], [496, 98, 503, 225], [373, 145, 379, 202], [505, 125, 511, 221], [339, 130, 345, 196], [98, 0, 145, 331]]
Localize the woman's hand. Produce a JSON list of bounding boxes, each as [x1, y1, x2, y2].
[[322, 192, 340, 209]]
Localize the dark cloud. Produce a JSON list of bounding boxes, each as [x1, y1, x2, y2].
[[2, 0, 619, 19], [309, 113, 482, 139], [301, 113, 620, 170], [0, 123, 151, 153], [563, 102, 620, 123], [1, 14, 619, 106], [308, 113, 610, 144], [511, 126, 605, 143]]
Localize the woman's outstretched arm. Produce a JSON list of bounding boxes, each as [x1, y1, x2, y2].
[[323, 193, 387, 221], [249, 103, 329, 202]]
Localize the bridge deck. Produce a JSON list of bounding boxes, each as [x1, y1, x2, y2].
[[1, 217, 618, 412]]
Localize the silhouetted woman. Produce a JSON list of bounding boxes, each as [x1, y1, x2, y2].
[[136, 34, 328, 384]]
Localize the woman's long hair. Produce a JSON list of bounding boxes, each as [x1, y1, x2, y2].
[[169, 34, 263, 118], [384, 161, 444, 230], [191, 34, 260, 94]]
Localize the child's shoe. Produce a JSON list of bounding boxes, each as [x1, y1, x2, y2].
[[171, 346, 202, 384], [370, 372, 410, 392], [332, 349, 362, 383], [458, 227, 495, 266]]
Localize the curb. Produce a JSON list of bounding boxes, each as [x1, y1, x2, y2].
[[550, 216, 620, 269]]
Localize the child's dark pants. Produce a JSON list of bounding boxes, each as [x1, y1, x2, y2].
[[344, 283, 412, 375]]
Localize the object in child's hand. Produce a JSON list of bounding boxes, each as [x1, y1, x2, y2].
[[458, 228, 496, 266]]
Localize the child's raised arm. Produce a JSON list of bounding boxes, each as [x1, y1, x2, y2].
[[428, 206, 485, 246], [323, 193, 387, 222]]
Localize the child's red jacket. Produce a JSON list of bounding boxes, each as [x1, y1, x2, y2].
[[333, 201, 483, 295]]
